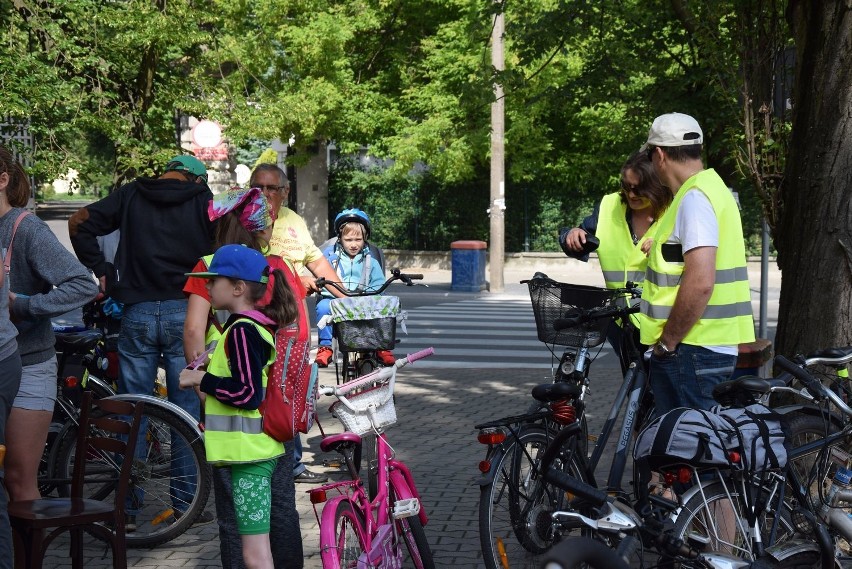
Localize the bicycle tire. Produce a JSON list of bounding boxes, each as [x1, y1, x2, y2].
[[321, 498, 369, 568], [397, 514, 435, 569], [672, 479, 795, 562], [479, 425, 588, 569], [785, 411, 840, 503], [54, 402, 212, 548], [388, 481, 435, 569], [541, 536, 630, 569]]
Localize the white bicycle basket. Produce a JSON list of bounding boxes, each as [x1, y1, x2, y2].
[[330, 381, 397, 435]]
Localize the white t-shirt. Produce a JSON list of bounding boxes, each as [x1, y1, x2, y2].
[[668, 189, 737, 356]]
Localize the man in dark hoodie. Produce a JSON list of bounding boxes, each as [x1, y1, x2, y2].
[[69, 155, 216, 526]]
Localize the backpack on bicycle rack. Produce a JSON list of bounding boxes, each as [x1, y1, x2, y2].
[[259, 323, 319, 443], [633, 403, 789, 472]]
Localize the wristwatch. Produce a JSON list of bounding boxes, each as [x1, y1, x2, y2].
[[653, 340, 676, 358]]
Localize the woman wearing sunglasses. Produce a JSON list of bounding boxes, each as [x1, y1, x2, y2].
[[560, 150, 671, 368]]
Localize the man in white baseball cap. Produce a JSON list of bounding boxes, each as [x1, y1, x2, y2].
[[641, 112, 754, 416]]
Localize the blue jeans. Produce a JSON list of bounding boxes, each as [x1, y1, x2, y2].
[[649, 343, 736, 417], [118, 300, 199, 514], [315, 298, 333, 347], [213, 445, 304, 568], [293, 435, 306, 476]]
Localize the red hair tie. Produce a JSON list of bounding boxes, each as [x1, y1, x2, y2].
[[259, 268, 275, 307]]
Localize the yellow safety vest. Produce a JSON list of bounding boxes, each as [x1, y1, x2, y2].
[[640, 169, 755, 347], [204, 317, 283, 465], [595, 193, 653, 289]]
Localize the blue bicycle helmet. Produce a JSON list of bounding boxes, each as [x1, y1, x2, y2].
[[334, 208, 371, 240]]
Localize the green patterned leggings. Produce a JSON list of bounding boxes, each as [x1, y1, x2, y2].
[[230, 459, 276, 535]]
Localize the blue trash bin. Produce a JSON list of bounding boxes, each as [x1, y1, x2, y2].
[[451, 240, 487, 292]]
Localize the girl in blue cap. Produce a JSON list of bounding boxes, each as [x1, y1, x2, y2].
[[180, 244, 298, 569]]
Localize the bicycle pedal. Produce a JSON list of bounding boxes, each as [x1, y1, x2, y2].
[[392, 498, 420, 519]]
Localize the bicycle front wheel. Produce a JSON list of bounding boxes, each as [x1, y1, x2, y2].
[[321, 498, 369, 568], [54, 402, 212, 548], [479, 425, 587, 569], [672, 479, 795, 562]]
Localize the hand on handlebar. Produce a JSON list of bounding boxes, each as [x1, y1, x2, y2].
[[302, 275, 322, 294]]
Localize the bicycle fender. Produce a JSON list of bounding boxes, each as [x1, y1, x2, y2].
[[105, 394, 204, 439], [773, 403, 845, 428], [85, 374, 116, 396], [390, 467, 428, 527]]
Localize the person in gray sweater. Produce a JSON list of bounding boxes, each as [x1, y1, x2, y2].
[[0, 145, 98, 503], [0, 146, 24, 569]]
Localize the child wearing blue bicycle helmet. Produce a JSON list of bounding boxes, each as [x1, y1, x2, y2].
[[315, 208, 393, 367]]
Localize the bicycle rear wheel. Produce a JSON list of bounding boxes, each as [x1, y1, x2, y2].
[[672, 479, 795, 563], [479, 425, 587, 569], [54, 402, 211, 548], [321, 498, 369, 568]]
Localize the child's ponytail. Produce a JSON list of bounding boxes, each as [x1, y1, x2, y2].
[[253, 268, 299, 327]]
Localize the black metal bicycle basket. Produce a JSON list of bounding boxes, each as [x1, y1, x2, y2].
[[335, 317, 397, 352], [527, 278, 616, 348]]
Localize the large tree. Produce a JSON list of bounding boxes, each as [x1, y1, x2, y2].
[[774, 1, 852, 356]]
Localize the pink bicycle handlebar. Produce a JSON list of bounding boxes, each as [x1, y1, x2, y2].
[[406, 347, 434, 364]]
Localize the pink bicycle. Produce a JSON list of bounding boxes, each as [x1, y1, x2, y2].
[[310, 347, 436, 569]]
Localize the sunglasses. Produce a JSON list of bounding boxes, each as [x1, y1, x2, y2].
[[621, 180, 644, 195]]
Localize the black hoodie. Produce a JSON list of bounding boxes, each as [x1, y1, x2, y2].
[[70, 177, 216, 304]]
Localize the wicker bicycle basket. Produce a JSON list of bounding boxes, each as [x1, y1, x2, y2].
[[527, 279, 616, 347], [329, 382, 397, 435]]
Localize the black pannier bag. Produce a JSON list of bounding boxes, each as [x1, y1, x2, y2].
[[633, 403, 788, 472]]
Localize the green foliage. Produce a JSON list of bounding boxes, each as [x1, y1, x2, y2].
[[0, 0, 789, 254], [254, 149, 279, 167]]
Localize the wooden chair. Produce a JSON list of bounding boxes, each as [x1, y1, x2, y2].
[[9, 393, 144, 569]]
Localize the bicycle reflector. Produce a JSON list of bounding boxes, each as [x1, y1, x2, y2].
[[477, 428, 506, 445], [728, 451, 741, 464], [663, 467, 693, 486], [310, 489, 327, 504], [478, 460, 491, 473], [64, 376, 79, 388]]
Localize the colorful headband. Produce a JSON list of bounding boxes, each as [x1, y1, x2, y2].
[[208, 187, 276, 233]]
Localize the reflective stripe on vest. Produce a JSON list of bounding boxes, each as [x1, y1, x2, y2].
[[595, 193, 654, 290], [639, 169, 755, 347], [204, 317, 283, 464]]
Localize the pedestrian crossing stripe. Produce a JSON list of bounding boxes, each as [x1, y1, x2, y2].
[[313, 296, 613, 369]]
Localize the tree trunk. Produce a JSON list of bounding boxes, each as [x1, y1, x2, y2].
[[775, 2, 852, 357]]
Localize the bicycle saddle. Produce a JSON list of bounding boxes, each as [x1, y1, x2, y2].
[[531, 382, 581, 403], [54, 329, 103, 354], [711, 375, 773, 406]]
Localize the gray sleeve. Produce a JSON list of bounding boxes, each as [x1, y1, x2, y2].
[[9, 217, 99, 321]]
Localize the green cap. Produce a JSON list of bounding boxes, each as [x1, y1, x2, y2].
[[165, 155, 208, 183]]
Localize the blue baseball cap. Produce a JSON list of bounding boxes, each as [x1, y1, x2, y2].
[[186, 245, 269, 283]]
